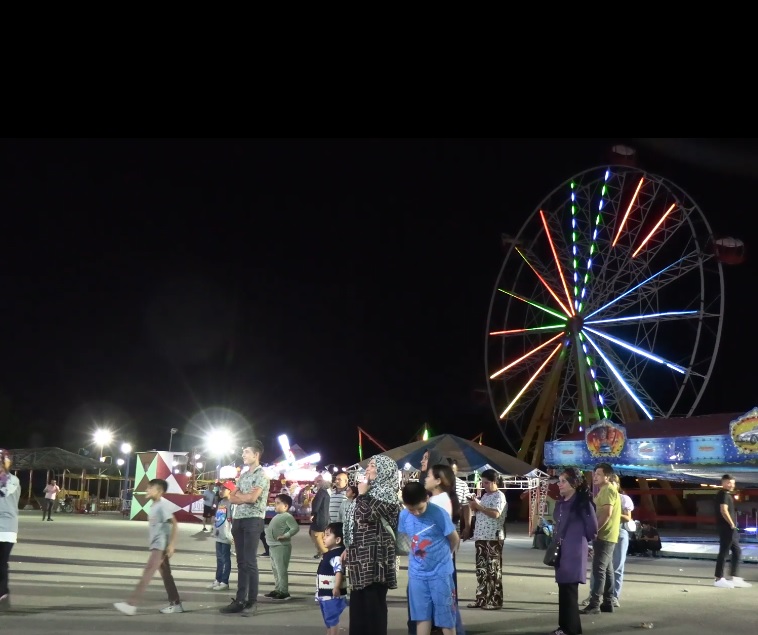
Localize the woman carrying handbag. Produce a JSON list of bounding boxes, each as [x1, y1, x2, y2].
[[550, 468, 598, 635]]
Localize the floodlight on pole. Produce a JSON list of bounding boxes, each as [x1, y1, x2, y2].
[[169, 428, 178, 452], [93, 428, 113, 515]]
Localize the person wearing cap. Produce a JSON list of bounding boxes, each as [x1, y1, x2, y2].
[[208, 481, 237, 591], [0, 449, 20, 611]]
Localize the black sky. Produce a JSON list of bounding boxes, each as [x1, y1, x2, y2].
[[2, 138, 757, 466]]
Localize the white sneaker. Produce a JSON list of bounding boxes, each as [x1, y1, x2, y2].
[[114, 602, 137, 616], [207, 580, 220, 589], [159, 602, 184, 614], [714, 577, 734, 588], [215, 583, 229, 590], [730, 577, 753, 588]]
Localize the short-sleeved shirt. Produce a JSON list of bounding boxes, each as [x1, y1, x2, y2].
[[233, 465, 270, 520], [595, 484, 621, 543], [472, 490, 506, 541], [202, 489, 217, 508], [715, 489, 735, 529], [398, 503, 456, 579], [148, 498, 174, 551]]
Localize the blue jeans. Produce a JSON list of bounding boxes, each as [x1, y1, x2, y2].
[[216, 541, 231, 585], [612, 529, 630, 599]]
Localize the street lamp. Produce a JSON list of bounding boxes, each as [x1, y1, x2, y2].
[[93, 428, 113, 514], [120, 442, 133, 501], [169, 428, 178, 452]]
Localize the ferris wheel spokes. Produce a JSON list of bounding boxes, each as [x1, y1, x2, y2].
[[611, 176, 645, 247], [584, 310, 699, 326], [539, 209, 575, 315], [497, 288, 568, 321], [499, 343, 563, 419], [515, 246, 573, 317], [489, 331, 564, 380], [583, 326, 689, 375]]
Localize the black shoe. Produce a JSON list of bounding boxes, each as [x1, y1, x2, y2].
[[241, 601, 257, 616], [260, 552, 270, 557], [580, 605, 600, 615], [313, 554, 321, 559], [271, 592, 290, 601], [47, 518, 53, 521], [263, 591, 277, 598], [0, 593, 10, 612], [219, 599, 244, 614], [600, 602, 614, 613]]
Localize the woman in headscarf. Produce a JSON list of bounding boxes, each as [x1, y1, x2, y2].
[[345, 454, 401, 635], [0, 449, 20, 611]]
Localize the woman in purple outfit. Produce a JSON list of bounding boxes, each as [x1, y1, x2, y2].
[[551, 468, 598, 635]]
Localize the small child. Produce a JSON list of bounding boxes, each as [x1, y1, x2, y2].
[[114, 478, 184, 615], [399, 481, 459, 635], [263, 493, 300, 600], [208, 480, 236, 591], [316, 522, 347, 635]]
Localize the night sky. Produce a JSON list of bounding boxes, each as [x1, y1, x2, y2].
[[2, 139, 757, 467]]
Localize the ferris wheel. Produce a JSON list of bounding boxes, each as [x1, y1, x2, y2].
[[485, 164, 725, 467]]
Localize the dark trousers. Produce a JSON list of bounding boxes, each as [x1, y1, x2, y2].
[[589, 539, 616, 606], [232, 517, 264, 604], [350, 582, 388, 635], [0, 542, 13, 597], [715, 526, 741, 579], [260, 530, 269, 555], [42, 499, 54, 520], [128, 549, 181, 606], [558, 582, 582, 635]]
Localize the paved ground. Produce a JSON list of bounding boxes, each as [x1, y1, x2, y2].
[[2, 510, 756, 634]]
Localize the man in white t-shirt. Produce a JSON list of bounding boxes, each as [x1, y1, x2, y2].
[[42, 479, 60, 521]]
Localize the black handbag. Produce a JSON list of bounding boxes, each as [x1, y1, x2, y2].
[[543, 537, 561, 567]]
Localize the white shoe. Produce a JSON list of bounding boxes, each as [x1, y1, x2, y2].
[[216, 583, 229, 590], [159, 602, 184, 614], [207, 580, 220, 589], [730, 577, 753, 588], [714, 577, 734, 588], [114, 602, 137, 616]]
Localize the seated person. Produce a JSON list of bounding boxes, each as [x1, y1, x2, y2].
[[637, 522, 662, 557]]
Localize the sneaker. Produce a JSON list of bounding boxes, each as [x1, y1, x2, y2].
[[714, 578, 734, 588], [219, 599, 244, 614], [259, 552, 270, 558], [263, 591, 278, 598], [0, 594, 11, 612], [216, 582, 229, 590], [313, 554, 321, 559], [159, 602, 184, 614], [202, 527, 209, 532], [271, 592, 291, 601], [580, 605, 600, 615], [611, 597, 620, 608], [207, 581, 220, 589], [599, 602, 614, 613], [550, 630, 569, 635], [241, 601, 257, 617], [580, 596, 591, 606], [114, 602, 137, 616], [730, 577, 753, 588]]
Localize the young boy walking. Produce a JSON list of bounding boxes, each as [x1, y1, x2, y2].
[[315, 522, 347, 635], [399, 481, 459, 635], [208, 480, 236, 591], [263, 493, 300, 600], [114, 478, 184, 615]]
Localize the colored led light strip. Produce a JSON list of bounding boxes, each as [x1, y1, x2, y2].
[[489, 331, 564, 379], [489, 324, 566, 336], [570, 181, 579, 312], [612, 176, 644, 247], [579, 171, 607, 314], [631, 202, 677, 258], [497, 289, 568, 322], [499, 342, 563, 419], [582, 331, 654, 420], [585, 255, 688, 320], [578, 332, 609, 419], [583, 326, 687, 374], [539, 210, 575, 316], [585, 310, 698, 326], [515, 247, 572, 317]]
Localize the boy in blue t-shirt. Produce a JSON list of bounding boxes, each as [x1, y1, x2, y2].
[[399, 481, 459, 635]]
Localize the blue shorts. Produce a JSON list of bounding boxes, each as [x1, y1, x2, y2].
[[319, 596, 348, 627], [408, 574, 457, 628]]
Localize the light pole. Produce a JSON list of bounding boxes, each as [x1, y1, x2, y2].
[[169, 428, 178, 452], [120, 442, 133, 501], [93, 429, 113, 514]]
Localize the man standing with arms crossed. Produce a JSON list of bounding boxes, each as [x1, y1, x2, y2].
[[220, 441, 270, 615], [714, 474, 752, 588], [581, 463, 620, 615]]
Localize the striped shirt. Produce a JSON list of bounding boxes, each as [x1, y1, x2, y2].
[[454, 477, 470, 531], [329, 489, 347, 523]]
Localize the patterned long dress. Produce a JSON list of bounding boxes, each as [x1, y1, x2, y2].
[[471, 490, 506, 609]]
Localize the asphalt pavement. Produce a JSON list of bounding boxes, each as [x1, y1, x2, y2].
[[1, 510, 755, 634]]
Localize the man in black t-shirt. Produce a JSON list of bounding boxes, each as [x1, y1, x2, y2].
[[713, 474, 752, 588]]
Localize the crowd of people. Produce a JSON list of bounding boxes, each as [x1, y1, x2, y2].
[[0, 445, 754, 635]]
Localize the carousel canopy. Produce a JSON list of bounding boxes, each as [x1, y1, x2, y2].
[[8, 447, 121, 474], [358, 434, 534, 476]]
